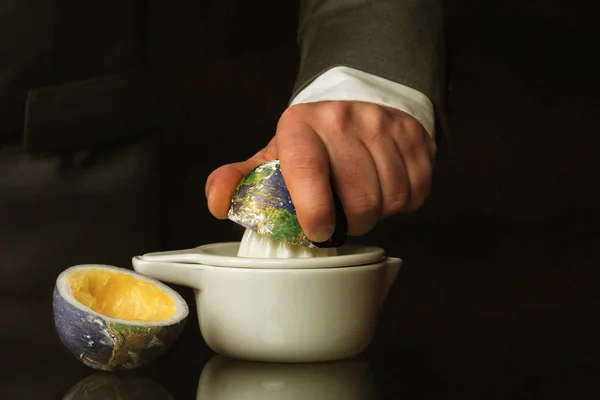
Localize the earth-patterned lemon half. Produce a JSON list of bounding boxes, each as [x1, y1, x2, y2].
[[228, 159, 347, 248], [228, 159, 311, 247], [53, 264, 188, 371]]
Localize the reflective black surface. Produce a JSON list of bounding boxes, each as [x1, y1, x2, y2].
[[3, 224, 600, 399]]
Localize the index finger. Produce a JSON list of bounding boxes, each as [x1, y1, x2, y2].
[[276, 120, 335, 243]]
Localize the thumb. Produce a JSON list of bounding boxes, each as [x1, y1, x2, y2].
[[205, 155, 271, 219]]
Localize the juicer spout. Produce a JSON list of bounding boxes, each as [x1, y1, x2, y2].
[[381, 257, 402, 306]]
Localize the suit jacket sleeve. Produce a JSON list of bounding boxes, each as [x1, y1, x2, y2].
[[293, 0, 446, 122]]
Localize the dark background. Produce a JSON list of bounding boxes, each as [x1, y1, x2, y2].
[[145, 0, 600, 395], [147, 0, 301, 249]]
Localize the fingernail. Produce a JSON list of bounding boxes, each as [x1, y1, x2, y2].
[[308, 225, 334, 243]]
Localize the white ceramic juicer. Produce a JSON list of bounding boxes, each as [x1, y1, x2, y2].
[[132, 160, 401, 363]]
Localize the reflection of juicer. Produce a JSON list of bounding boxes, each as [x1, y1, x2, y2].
[[196, 355, 380, 400], [228, 159, 347, 256]]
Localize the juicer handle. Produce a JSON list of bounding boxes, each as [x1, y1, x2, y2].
[[132, 256, 204, 290]]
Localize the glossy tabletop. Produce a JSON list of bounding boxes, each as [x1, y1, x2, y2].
[[2, 223, 600, 399]]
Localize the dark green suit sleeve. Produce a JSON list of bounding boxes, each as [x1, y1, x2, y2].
[[294, 0, 446, 121]]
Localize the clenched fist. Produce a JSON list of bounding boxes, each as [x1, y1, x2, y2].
[[205, 101, 436, 243]]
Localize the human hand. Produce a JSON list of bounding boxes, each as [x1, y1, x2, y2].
[[205, 101, 436, 243]]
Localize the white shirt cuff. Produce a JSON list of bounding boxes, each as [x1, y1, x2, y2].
[[290, 66, 435, 139]]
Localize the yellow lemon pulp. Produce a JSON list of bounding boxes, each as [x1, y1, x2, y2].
[[66, 269, 177, 322]]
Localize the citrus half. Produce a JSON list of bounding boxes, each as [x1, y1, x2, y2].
[[53, 264, 188, 371]]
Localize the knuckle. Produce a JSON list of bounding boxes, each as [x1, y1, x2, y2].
[[369, 125, 390, 145], [393, 120, 428, 151], [277, 104, 312, 130], [364, 115, 389, 142], [327, 101, 352, 118], [398, 135, 425, 156], [359, 102, 381, 118], [345, 191, 381, 217], [284, 155, 325, 179], [400, 114, 425, 134], [281, 103, 309, 119], [322, 102, 353, 129], [353, 104, 390, 142], [383, 193, 410, 216], [281, 159, 325, 186]]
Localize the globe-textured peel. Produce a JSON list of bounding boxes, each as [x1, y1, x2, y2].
[[228, 159, 347, 248], [53, 265, 188, 372], [228, 159, 311, 247]]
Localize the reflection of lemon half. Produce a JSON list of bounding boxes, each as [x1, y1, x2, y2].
[[53, 265, 188, 371], [63, 372, 173, 400]]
